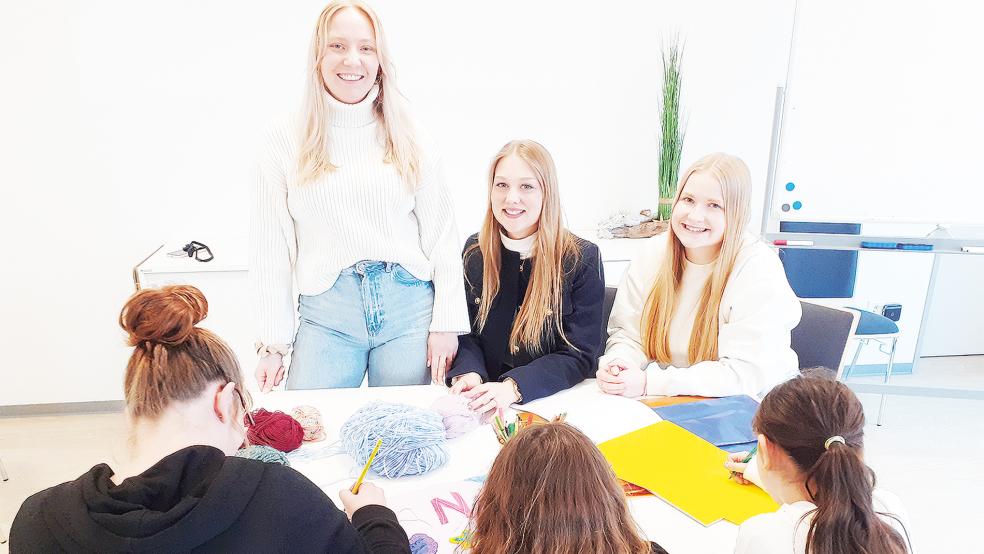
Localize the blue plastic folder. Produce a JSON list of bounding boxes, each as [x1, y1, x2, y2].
[[652, 395, 759, 453]]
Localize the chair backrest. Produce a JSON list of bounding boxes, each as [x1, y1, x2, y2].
[[599, 286, 618, 353], [779, 221, 861, 298], [791, 301, 859, 376]]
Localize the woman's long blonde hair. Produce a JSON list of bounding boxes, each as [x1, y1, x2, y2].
[[297, 1, 421, 187], [467, 140, 580, 355], [641, 152, 752, 365]]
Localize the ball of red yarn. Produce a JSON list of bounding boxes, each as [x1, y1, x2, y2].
[[246, 409, 304, 453]]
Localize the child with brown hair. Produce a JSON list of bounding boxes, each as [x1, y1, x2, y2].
[[468, 421, 668, 554], [730, 373, 912, 554]]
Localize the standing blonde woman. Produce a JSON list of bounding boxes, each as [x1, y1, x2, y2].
[[446, 140, 605, 410], [252, 1, 468, 391], [597, 153, 800, 398]]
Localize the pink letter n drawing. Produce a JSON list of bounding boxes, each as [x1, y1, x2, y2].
[[430, 492, 470, 525]]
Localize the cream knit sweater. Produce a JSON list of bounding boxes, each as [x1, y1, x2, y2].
[[601, 233, 801, 398], [251, 88, 469, 351]]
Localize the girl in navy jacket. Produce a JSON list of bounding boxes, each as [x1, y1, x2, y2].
[[445, 140, 604, 411]]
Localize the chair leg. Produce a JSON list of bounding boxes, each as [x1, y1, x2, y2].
[[876, 337, 898, 426], [0, 455, 6, 545], [1, 456, 7, 544], [842, 339, 866, 380]]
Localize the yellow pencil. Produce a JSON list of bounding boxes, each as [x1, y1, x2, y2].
[[351, 438, 382, 493]]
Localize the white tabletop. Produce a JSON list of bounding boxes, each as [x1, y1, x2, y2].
[[256, 381, 740, 554]]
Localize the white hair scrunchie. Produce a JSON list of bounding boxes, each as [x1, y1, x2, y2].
[[824, 435, 846, 450]]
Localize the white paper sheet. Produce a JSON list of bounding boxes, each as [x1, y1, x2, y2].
[[514, 379, 661, 444]]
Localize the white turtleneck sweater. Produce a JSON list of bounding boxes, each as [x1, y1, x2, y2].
[[251, 88, 469, 351], [500, 231, 536, 259], [601, 233, 801, 398]]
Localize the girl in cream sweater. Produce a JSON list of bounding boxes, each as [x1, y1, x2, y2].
[[597, 153, 800, 398]]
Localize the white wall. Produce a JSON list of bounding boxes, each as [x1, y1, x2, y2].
[[7, 1, 967, 406], [0, 0, 797, 406]]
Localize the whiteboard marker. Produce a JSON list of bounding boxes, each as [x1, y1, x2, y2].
[[961, 246, 984, 253], [773, 240, 814, 246]]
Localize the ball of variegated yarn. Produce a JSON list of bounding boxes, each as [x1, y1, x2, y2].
[[291, 405, 327, 442]]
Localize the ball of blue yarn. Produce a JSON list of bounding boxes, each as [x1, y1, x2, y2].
[[236, 444, 291, 466], [340, 401, 449, 478]]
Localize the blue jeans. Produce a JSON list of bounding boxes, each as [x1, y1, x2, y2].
[[287, 261, 433, 389]]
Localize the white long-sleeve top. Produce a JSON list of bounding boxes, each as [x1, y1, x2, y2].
[[601, 233, 801, 398], [735, 489, 912, 554], [251, 88, 469, 350]]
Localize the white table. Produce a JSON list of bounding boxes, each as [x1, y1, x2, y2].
[[256, 382, 740, 554]]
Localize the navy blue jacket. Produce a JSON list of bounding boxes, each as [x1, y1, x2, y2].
[[446, 233, 605, 403]]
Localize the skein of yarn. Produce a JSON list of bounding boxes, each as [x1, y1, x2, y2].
[[246, 409, 305, 453], [236, 445, 291, 466], [429, 395, 483, 439], [291, 405, 327, 442], [340, 401, 449, 478]]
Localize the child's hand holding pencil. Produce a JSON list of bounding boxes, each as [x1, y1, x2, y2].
[[339, 438, 387, 519], [725, 447, 756, 485], [339, 482, 387, 520]]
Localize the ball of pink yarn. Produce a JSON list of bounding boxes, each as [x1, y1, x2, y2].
[[430, 395, 482, 439], [246, 409, 304, 452]]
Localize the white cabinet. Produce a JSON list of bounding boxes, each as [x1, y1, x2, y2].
[[134, 242, 257, 388]]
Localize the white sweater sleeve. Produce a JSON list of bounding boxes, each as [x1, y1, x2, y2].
[[599, 238, 663, 371], [645, 245, 802, 397], [734, 511, 788, 554], [412, 155, 469, 333], [250, 124, 298, 350]]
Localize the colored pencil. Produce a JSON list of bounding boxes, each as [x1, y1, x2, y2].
[[351, 438, 382, 493], [492, 412, 506, 444]]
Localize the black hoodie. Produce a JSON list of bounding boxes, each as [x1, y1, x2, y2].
[[9, 445, 410, 553]]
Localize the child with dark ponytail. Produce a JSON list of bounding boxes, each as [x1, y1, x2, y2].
[[731, 372, 912, 554]]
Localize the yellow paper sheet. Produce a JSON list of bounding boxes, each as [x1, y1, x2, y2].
[[598, 421, 778, 526]]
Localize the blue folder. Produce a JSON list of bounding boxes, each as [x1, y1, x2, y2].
[[652, 395, 759, 453]]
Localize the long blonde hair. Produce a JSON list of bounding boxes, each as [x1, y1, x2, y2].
[[467, 140, 580, 355], [297, 1, 421, 187], [642, 152, 752, 365]]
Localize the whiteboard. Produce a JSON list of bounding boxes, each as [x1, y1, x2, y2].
[[772, 0, 984, 226]]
